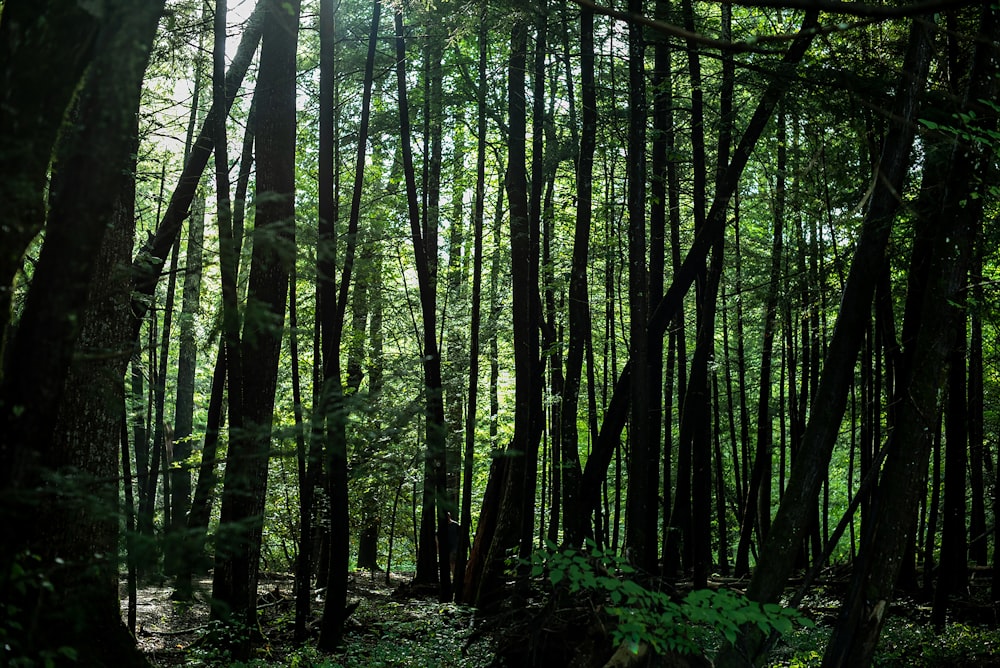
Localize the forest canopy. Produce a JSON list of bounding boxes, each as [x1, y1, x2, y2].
[[1, 0, 999, 666]]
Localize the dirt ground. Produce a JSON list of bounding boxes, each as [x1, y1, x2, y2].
[[122, 571, 416, 666]]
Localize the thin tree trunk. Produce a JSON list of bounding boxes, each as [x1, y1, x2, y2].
[[394, 7, 450, 599], [561, 3, 595, 547], [463, 166, 506, 603], [475, 17, 542, 608], [968, 222, 987, 566], [932, 304, 968, 629], [129, 4, 265, 335], [122, 412, 138, 635], [453, 11, 487, 597], [923, 412, 944, 595], [712, 371, 730, 575], [294, 0, 334, 641], [822, 56, 989, 661], [579, 12, 819, 543], [181, 84, 256, 602], [736, 105, 786, 576], [625, 0, 656, 573], [0, 0, 100, 349], [168, 188, 205, 585], [140, 234, 180, 561], [717, 18, 932, 667], [168, 15, 209, 572], [318, 0, 378, 649]]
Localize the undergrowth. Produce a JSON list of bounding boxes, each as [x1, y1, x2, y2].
[[526, 539, 813, 659], [771, 617, 1000, 666], [181, 597, 493, 668]]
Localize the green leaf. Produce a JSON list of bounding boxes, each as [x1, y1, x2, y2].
[[772, 617, 793, 635]]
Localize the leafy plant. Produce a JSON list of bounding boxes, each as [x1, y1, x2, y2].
[[526, 539, 813, 657], [0, 551, 80, 668], [872, 618, 1000, 667]]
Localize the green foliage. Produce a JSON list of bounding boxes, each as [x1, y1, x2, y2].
[[764, 615, 1000, 667], [873, 618, 1000, 667], [920, 100, 1000, 202], [766, 621, 831, 667], [784, 649, 822, 668], [326, 600, 491, 668], [180, 595, 491, 667], [0, 551, 78, 668], [526, 540, 813, 657]]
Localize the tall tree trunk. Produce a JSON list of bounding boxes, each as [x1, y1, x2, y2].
[[933, 299, 968, 629], [561, 3, 595, 547], [413, 9, 449, 589], [168, 187, 205, 585], [718, 19, 932, 667], [212, 0, 299, 659], [394, 8, 450, 599], [821, 18, 993, 653], [348, 244, 376, 573], [578, 12, 819, 543], [736, 104, 786, 576], [454, 8, 489, 603], [181, 87, 257, 603], [167, 0, 210, 576], [475, 16, 543, 608], [463, 165, 507, 603], [625, 0, 656, 573], [294, 0, 334, 641], [967, 220, 987, 566], [317, 0, 378, 649], [129, 3, 265, 334], [0, 2, 163, 663], [445, 121, 468, 536], [0, 0, 100, 354], [649, 0, 672, 564], [142, 228, 180, 568]]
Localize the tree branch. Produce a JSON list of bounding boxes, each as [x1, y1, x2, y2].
[[571, 0, 974, 53]]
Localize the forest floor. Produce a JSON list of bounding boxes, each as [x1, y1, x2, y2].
[[124, 570, 1000, 667], [126, 571, 495, 667]]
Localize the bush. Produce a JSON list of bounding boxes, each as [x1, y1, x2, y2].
[[526, 539, 813, 658]]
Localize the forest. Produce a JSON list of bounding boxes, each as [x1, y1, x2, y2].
[[2, 0, 1000, 666]]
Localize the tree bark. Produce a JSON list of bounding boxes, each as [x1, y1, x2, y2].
[[394, 7, 450, 598], [561, 3, 595, 547], [475, 17, 543, 608], [454, 7, 489, 603], [823, 11, 996, 663], [716, 19, 933, 667], [624, 0, 656, 573], [736, 104, 786, 576], [0, 0, 101, 355], [317, 0, 378, 648], [933, 294, 969, 629], [0, 2, 163, 663], [579, 11, 819, 545], [129, 2, 265, 335], [212, 0, 299, 659]]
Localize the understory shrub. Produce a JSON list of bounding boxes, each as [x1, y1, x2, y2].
[[526, 539, 813, 658]]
